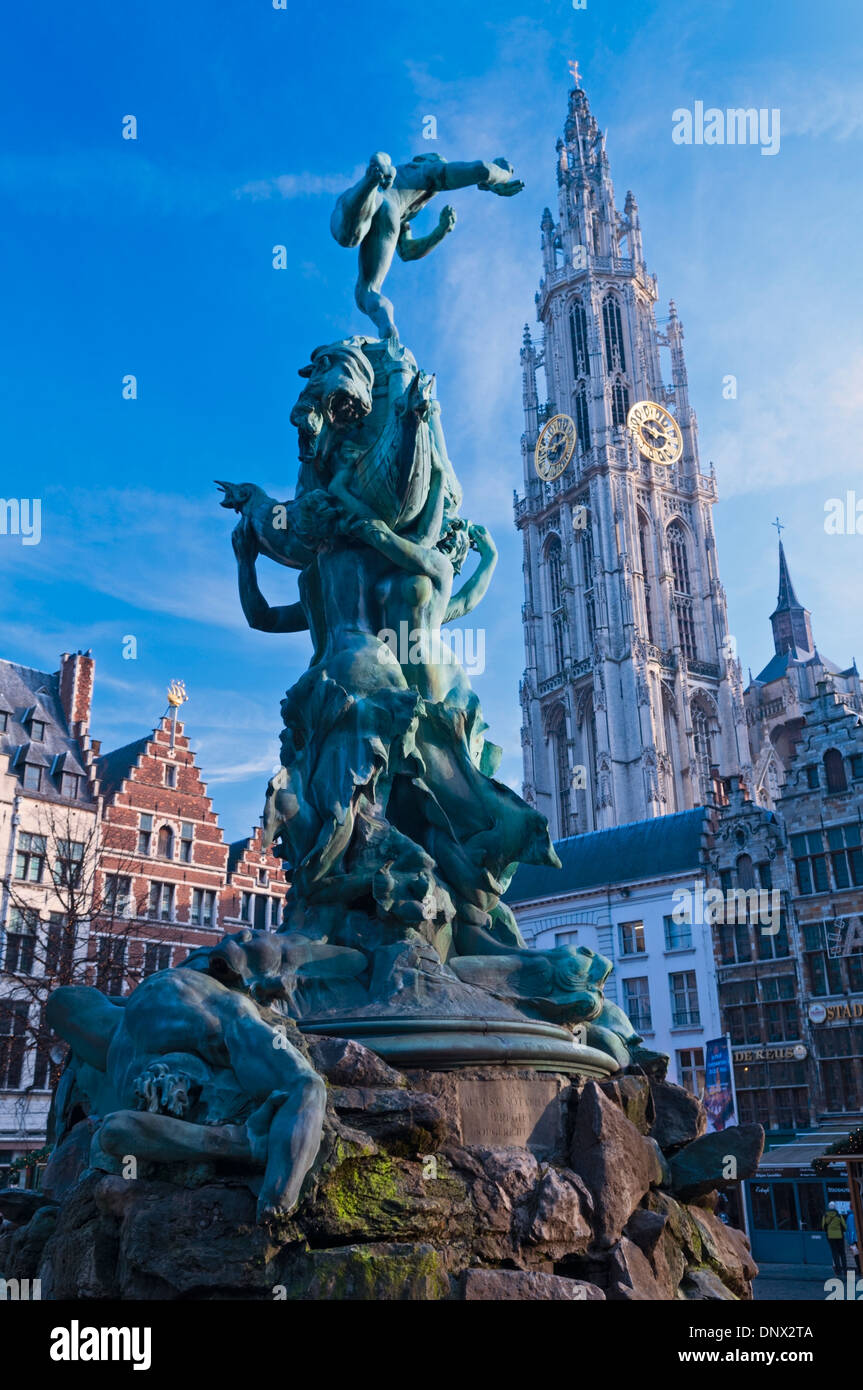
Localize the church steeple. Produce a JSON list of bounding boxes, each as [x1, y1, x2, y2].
[[515, 74, 748, 836], [770, 540, 814, 656]]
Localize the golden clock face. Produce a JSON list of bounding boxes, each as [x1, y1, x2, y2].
[[627, 400, 683, 466], [534, 414, 577, 481]]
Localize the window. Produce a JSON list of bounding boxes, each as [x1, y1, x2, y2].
[[164, 763, 177, 789], [670, 970, 700, 1027], [15, 832, 46, 882], [552, 613, 566, 673], [791, 831, 829, 895], [805, 765, 820, 789], [569, 299, 590, 377], [721, 978, 761, 1045], [803, 922, 843, 997], [257, 868, 268, 887], [0, 1001, 28, 1088], [677, 1047, 705, 1097], [549, 714, 570, 836], [143, 942, 172, 976], [105, 874, 132, 919], [754, 911, 790, 960], [157, 825, 175, 860], [180, 823, 194, 863], [668, 522, 691, 594], [622, 976, 652, 1031], [546, 537, 563, 610], [850, 753, 863, 781], [190, 889, 215, 928], [619, 920, 645, 955], [827, 823, 863, 889], [96, 936, 126, 995], [0, 711, 7, 732], [555, 929, 579, 947], [241, 892, 253, 922], [676, 600, 697, 662], [664, 914, 692, 951], [270, 897, 283, 930], [30, 720, 46, 742], [611, 378, 630, 428], [602, 294, 626, 372], [574, 381, 591, 454], [148, 881, 174, 922], [60, 773, 80, 799], [761, 976, 799, 1042], [138, 813, 153, 856], [823, 749, 848, 794], [639, 519, 653, 643], [3, 908, 38, 974], [45, 913, 75, 979], [23, 763, 42, 790], [54, 838, 84, 888]]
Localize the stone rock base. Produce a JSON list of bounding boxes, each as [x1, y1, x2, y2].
[[0, 1042, 760, 1301]]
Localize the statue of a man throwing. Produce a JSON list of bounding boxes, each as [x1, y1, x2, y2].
[[331, 152, 524, 338]]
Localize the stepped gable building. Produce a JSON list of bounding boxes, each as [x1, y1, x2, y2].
[[745, 539, 862, 810], [515, 79, 747, 839], [92, 714, 231, 984], [0, 653, 289, 1174], [0, 652, 100, 1161]]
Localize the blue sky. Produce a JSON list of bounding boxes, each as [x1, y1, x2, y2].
[[1, 0, 861, 842]]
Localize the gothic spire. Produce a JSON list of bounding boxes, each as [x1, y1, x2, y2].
[[770, 540, 814, 656]]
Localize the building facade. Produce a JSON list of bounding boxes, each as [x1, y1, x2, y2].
[[516, 81, 748, 840], [0, 652, 288, 1180]]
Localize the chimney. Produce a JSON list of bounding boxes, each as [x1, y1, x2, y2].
[[59, 650, 94, 735]]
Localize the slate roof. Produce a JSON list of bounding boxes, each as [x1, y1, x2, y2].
[[0, 658, 89, 793], [504, 807, 712, 905], [754, 646, 843, 685], [96, 735, 152, 798]]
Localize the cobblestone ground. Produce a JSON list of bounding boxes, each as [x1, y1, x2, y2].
[[753, 1263, 854, 1301]]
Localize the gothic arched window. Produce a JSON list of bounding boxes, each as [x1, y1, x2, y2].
[[667, 521, 691, 595], [823, 748, 848, 793], [575, 381, 591, 454], [157, 825, 174, 860], [569, 299, 590, 378], [546, 536, 563, 610], [602, 294, 626, 373], [611, 379, 630, 428]]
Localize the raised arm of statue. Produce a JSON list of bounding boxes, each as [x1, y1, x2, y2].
[[444, 523, 498, 622], [232, 519, 309, 635], [396, 206, 456, 262]]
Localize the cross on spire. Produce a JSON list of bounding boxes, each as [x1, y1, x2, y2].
[[772, 516, 785, 537], [568, 59, 582, 88]]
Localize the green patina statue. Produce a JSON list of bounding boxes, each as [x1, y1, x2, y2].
[[330, 151, 524, 337], [44, 147, 654, 1225]]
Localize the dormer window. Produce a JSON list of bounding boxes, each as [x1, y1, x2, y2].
[[61, 773, 80, 799], [30, 720, 45, 742], [23, 764, 42, 790], [0, 712, 7, 733]]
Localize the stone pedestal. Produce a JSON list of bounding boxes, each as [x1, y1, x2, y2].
[[0, 1040, 760, 1301]]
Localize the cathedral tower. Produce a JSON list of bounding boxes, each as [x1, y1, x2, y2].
[[516, 80, 748, 836]]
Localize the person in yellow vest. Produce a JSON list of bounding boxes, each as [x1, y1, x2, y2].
[[821, 1203, 848, 1275]]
